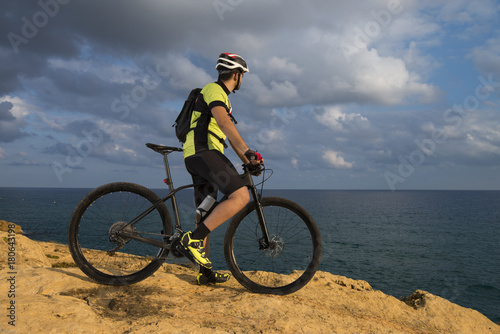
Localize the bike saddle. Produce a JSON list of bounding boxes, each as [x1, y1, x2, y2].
[[146, 143, 183, 154]]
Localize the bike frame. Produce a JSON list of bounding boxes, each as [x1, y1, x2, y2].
[[115, 144, 271, 250]]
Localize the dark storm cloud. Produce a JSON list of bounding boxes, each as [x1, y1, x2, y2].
[[0, 123, 25, 143], [1, 0, 438, 106], [0, 102, 15, 121], [0, 101, 26, 142]]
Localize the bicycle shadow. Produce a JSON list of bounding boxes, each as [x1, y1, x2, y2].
[[48, 267, 96, 284], [50, 266, 246, 293], [163, 263, 246, 292], [173, 271, 246, 293]]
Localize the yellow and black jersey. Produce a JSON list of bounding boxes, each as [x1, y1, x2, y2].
[[183, 81, 232, 158]]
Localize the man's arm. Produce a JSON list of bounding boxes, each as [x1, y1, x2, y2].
[[211, 106, 249, 161], [229, 140, 250, 163]]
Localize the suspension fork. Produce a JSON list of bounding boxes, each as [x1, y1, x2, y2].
[[244, 172, 271, 246]]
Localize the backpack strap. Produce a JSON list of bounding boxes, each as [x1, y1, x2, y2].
[[208, 130, 228, 149], [206, 104, 236, 149], [190, 86, 233, 150]]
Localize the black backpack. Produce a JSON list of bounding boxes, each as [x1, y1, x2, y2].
[[173, 87, 202, 144], [173, 88, 228, 148]]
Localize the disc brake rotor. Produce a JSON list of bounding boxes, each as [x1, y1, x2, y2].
[[263, 235, 284, 258]]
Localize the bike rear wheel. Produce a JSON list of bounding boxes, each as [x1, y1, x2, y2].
[[224, 197, 322, 295], [68, 182, 172, 286]]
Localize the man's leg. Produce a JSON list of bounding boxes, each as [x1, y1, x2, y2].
[[191, 186, 248, 241], [196, 215, 213, 279], [184, 186, 249, 270], [182, 150, 249, 274], [191, 186, 248, 285], [196, 217, 211, 255], [202, 186, 249, 231]]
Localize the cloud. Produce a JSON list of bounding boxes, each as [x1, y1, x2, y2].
[[0, 98, 27, 142], [436, 0, 499, 24], [42, 142, 74, 156], [262, 57, 303, 78], [48, 58, 140, 85], [8, 160, 44, 166], [323, 150, 354, 169], [315, 106, 371, 134], [469, 32, 500, 75], [347, 49, 438, 105], [1, 1, 442, 108], [160, 54, 213, 91], [242, 74, 299, 107], [0, 101, 15, 121]]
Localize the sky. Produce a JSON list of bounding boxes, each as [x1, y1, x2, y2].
[[1, 0, 500, 190]]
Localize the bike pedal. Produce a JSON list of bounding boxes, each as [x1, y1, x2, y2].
[[175, 244, 196, 263], [169, 238, 185, 258]]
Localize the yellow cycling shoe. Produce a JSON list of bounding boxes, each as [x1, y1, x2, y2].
[[179, 231, 212, 269]]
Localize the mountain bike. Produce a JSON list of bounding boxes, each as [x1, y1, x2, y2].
[[68, 143, 322, 295]]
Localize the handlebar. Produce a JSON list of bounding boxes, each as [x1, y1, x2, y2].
[[243, 162, 264, 176]]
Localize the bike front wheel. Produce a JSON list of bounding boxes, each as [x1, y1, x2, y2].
[[224, 197, 322, 295], [68, 182, 172, 286]]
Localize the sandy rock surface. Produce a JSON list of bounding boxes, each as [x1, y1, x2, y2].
[[0, 230, 499, 334]]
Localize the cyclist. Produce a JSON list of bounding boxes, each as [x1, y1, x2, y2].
[[180, 53, 263, 285]]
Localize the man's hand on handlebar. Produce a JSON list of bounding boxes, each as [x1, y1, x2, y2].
[[244, 149, 263, 163], [244, 149, 264, 176]]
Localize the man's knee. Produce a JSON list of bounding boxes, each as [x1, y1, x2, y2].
[[231, 187, 250, 208]]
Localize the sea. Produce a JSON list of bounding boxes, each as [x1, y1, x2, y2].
[[0, 187, 499, 323]]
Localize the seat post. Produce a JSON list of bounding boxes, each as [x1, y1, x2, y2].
[[163, 153, 181, 226]]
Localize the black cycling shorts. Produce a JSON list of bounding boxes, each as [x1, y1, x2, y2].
[[184, 150, 246, 206]]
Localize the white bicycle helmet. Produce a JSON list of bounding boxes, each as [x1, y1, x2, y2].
[[216, 53, 249, 74]]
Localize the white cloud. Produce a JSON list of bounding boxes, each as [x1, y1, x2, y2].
[[0, 147, 6, 159], [436, 0, 499, 23], [0, 96, 32, 119], [49, 58, 142, 84], [162, 54, 213, 91], [403, 41, 442, 80], [244, 74, 299, 107], [348, 49, 438, 104], [315, 106, 370, 133], [323, 150, 354, 169], [266, 57, 302, 76], [0, 96, 31, 142], [467, 118, 500, 156]]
